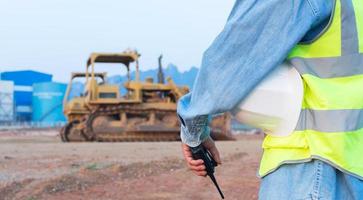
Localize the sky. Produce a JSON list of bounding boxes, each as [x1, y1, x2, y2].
[[0, 0, 234, 82]]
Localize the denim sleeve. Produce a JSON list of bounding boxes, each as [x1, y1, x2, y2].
[[177, 0, 333, 147]]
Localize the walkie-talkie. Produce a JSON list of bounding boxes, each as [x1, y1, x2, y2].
[[191, 145, 225, 199]]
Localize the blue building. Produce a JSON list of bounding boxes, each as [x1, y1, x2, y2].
[[0, 70, 52, 121]]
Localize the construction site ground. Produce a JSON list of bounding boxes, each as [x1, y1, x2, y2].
[[0, 129, 263, 200]]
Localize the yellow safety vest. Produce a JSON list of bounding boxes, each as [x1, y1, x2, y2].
[[259, 0, 363, 179]]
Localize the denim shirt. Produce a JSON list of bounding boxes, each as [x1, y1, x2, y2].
[[177, 0, 333, 147]]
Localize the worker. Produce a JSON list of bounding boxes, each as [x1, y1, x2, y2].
[[178, 0, 363, 199]]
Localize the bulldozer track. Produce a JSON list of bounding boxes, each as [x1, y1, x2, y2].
[[61, 104, 181, 142], [94, 131, 180, 142], [62, 105, 235, 142], [61, 120, 89, 142]]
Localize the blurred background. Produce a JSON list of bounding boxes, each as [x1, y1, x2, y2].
[[0, 1, 263, 200], [0, 0, 235, 127]]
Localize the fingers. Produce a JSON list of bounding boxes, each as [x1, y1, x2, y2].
[[187, 157, 206, 174], [189, 162, 205, 171], [181, 143, 207, 176], [189, 164, 207, 176], [181, 142, 223, 177], [189, 159, 203, 166], [193, 170, 207, 177], [187, 157, 206, 176]]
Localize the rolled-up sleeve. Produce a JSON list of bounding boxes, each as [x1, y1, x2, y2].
[[177, 0, 333, 147]]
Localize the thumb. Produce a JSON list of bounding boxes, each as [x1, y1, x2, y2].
[[203, 137, 222, 165], [209, 146, 222, 165]]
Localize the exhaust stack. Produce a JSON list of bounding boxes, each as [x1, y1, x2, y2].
[[158, 54, 165, 84]]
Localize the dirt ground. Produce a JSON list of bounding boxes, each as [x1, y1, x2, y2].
[[0, 129, 263, 200]]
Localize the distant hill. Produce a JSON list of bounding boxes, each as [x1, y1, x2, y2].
[[69, 64, 198, 97], [163, 63, 199, 89]]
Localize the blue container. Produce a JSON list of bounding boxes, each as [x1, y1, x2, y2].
[[32, 82, 67, 123], [1, 70, 52, 121]]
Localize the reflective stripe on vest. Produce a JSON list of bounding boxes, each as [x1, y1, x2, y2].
[[259, 0, 363, 178], [353, 0, 363, 52]]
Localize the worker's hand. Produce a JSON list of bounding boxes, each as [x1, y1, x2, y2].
[[181, 137, 222, 177]]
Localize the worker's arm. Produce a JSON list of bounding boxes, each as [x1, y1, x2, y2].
[[177, 0, 333, 148]]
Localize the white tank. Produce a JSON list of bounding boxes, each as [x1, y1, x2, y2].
[[0, 80, 14, 122], [231, 63, 304, 136]]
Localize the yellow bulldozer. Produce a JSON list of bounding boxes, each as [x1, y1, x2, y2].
[[61, 50, 233, 142]]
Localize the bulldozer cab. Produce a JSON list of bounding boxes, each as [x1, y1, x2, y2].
[[63, 72, 106, 116], [85, 50, 141, 104], [63, 72, 106, 104], [63, 72, 107, 110]]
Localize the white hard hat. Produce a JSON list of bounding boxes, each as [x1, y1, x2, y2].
[[231, 63, 304, 137]]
